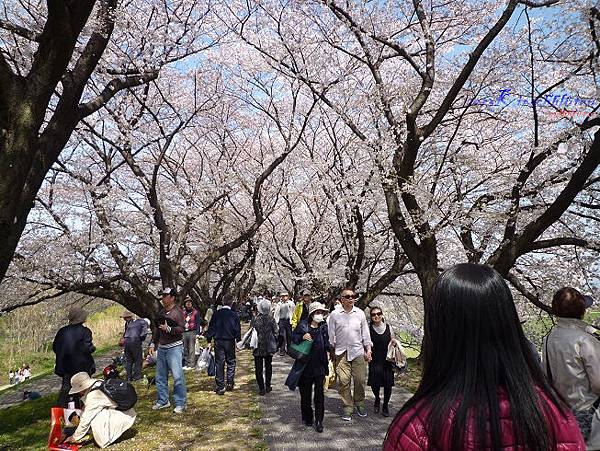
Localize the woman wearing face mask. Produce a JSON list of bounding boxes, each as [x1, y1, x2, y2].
[[289, 302, 330, 433]]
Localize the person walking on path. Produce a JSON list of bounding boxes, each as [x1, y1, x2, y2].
[[182, 297, 201, 370], [384, 263, 584, 451], [328, 288, 372, 421], [367, 306, 399, 417], [206, 293, 241, 395], [286, 302, 330, 433], [62, 372, 136, 449], [153, 287, 187, 414], [251, 299, 278, 395], [543, 287, 600, 448], [276, 292, 295, 356], [53, 307, 96, 407], [291, 291, 313, 329], [120, 310, 147, 382]]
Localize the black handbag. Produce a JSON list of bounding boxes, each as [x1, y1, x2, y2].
[[267, 331, 278, 355]]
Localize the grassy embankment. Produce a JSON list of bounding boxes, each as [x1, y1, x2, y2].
[[396, 309, 600, 395], [0, 304, 123, 391], [0, 336, 267, 451]]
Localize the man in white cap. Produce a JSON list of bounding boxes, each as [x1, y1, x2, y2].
[[52, 307, 96, 407], [62, 372, 136, 448]]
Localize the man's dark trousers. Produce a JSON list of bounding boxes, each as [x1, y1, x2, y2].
[[58, 374, 83, 408], [124, 338, 143, 381], [215, 339, 236, 390], [278, 319, 292, 352], [58, 374, 74, 407]]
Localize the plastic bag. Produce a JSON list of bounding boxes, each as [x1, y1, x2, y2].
[[387, 341, 408, 373], [48, 407, 81, 450], [324, 360, 336, 390], [249, 328, 259, 349], [237, 328, 252, 350], [195, 348, 211, 372]]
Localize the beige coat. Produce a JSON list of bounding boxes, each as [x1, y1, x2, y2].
[[71, 382, 136, 448], [543, 318, 600, 450]]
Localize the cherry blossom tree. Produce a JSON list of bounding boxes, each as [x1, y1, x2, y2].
[[2, 46, 320, 317], [227, 0, 600, 309], [0, 0, 215, 284]]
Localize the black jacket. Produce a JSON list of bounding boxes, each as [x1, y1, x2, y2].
[[53, 324, 96, 377], [206, 307, 241, 342], [286, 320, 329, 390]]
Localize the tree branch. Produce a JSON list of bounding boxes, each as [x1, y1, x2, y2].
[[78, 71, 159, 119]]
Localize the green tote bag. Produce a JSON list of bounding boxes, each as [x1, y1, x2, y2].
[[287, 339, 314, 362]]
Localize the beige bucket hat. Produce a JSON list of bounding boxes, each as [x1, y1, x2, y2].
[[308, 302, 329, 316], [69, 372, 98, 394]]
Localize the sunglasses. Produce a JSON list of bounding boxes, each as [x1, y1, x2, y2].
[[371, 312, 383, 317], [341, 294, 357, 299]]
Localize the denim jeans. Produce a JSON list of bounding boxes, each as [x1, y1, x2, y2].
[[156, 344, 187, 408], [182, 331, 197, 367], [278, 319, 292, 352]]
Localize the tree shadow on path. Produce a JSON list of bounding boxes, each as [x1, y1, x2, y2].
[[258, 354, 412, 451]]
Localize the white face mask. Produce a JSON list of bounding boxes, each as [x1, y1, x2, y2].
[[312, 314, 324, 323]]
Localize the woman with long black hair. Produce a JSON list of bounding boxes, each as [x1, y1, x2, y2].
[[384, 263, 584, 451]]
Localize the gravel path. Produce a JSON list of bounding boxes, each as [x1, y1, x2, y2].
[[0, 351, 121, 410], [258, 353, 412, 450]]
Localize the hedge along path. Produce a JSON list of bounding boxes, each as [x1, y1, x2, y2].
[[107, 347, 266, 451]]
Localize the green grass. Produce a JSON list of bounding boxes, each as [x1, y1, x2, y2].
[[0, 339, 267, 451], [0, 345, 119, 396], [396, 358, 422, 394], [0, 393, 56, 449], [0, 303, 124, 389], [398, 331, 421, 359]]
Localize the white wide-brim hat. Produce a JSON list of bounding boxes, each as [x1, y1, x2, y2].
[[308, 302, 329, 316], [69, 372, 98, 394]]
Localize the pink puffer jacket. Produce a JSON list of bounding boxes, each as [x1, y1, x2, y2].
[[384, 390, 585, 450]]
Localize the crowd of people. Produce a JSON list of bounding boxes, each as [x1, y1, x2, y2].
[[46, 262, 600, 450], [7, 364, 31, 385]]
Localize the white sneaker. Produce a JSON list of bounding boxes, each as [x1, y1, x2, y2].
[[173, 405, 186, 414], [152, 401, 171, 410], [183, 366, 193, 371]]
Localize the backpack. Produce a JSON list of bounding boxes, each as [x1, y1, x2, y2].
[[93, 379, 137, 411]]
